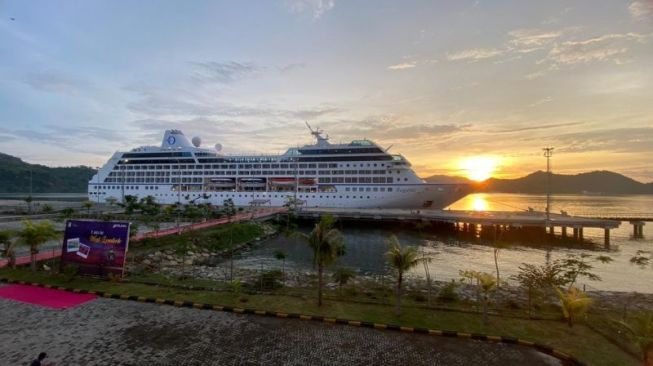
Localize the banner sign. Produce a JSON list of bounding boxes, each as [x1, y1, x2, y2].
[[60, 220, 131, 277]]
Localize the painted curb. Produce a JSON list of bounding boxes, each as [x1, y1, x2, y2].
[[0, 277, 585, 365]]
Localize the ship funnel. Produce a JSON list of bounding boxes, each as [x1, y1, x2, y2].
[[161, 130, 193, 149]]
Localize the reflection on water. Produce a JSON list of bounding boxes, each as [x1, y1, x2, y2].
[[470, 194, 489, 211], [236, 193, 653, 293]]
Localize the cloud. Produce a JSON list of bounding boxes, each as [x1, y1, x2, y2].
[[23, 71, 90, 95], [387, 62, 417, 70], [629, 1, 653, 20], [190, 61, 262, 84], [285, 0, 335, 19], [278, 63, 307, 72], [535, 127, 653, 154], [528, 96, 553, 107], [508, 29, 564, 52], [547, 33, 648, 65], [446, 48, 504, 61]]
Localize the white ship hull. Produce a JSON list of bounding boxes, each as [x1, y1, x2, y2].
[[88, 183, 469, 209]]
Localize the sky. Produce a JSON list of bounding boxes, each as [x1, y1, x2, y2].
[[0, 0, 652, 181]]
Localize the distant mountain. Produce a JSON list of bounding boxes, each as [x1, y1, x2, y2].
[[426, 170, 653, 195], [0, 152, 95, 193]]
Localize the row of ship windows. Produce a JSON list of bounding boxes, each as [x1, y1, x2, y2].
[[114, 162, 387, 170], [91, 192, 389, 199], [108, 170, 395, 177], [100, 177, 406, 184], [92, 185, 160, 190], [91, 186, 395, 193]]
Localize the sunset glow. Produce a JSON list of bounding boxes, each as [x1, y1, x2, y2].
[[460, 157, 499, 182]]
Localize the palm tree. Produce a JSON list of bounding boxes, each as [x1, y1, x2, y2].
[[618, 312, 653, 364], [0, 231, 18, 269], [385, 235, 423, 316], [18, 221, 58, 272], [555, 286, 592, 327], [296, 215, 345, 306], [476, 272, 498, 325], [82, 200, 93, 215], [274, 250, 287, 285], [24, 195, 33, 214], [332, 266, 356, 295]]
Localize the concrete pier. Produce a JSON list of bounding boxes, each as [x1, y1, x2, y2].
[[298, 208, 620, 246]]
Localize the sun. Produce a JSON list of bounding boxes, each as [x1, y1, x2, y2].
[[460, 156, 499, 182]]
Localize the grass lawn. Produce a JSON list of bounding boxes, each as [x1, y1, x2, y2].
[[129, 222, 264, 255], [0, 267, 639, 366]]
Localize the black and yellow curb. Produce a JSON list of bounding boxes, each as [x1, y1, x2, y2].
[[0, 278, 585, 365]]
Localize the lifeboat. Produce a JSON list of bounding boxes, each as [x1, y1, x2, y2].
[[208, 178, 235, 187], [298, 178, 316, 186], [270, 177, 296, 186], [239, 178, 266, 188]]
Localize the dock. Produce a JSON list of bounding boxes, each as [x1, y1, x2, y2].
[[297, 208, 622, 247]]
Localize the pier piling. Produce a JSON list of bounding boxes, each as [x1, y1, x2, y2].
[[630, 221, 645, 239], [604, 228, 610, 249]]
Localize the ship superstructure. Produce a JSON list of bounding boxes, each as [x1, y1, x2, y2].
[[88, 127, 469, 209]]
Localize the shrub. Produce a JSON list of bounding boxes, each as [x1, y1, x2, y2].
[[437, 280, 459, 302], [61, 264, 79, 281], [257, 269, 284, 290]]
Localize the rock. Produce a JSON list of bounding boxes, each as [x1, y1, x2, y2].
[[184, 259, 193, 266], [187, 251, 194, 256], [142, 259, 151, 265]]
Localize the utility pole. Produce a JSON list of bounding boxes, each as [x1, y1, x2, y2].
[[543, 147, 554, 225]]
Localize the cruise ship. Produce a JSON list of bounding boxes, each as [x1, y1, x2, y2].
[[88, 126, 469, 209]]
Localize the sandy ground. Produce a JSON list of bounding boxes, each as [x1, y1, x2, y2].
[[0, 295, 561, 366]]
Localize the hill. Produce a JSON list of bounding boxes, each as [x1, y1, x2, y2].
[[0, 152, 96, 193], [426, 171, 653, 194]]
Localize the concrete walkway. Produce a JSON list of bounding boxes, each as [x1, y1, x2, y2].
[[0, 296, 561, 366]]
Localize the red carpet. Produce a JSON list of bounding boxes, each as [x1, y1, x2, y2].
[[0, 284, 97, 309]]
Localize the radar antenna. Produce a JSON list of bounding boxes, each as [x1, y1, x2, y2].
[[305, 121, 329, 145]]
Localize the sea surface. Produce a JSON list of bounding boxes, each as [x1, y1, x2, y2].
[[237, 193, 653, 293]]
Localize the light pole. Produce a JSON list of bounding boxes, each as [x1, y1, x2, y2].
[[121, 159, 128, 204], [176, 158, 181, 234], [543, 147, 554, 225]]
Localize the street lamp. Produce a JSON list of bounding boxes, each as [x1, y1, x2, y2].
[[543, 147, 554, 225]]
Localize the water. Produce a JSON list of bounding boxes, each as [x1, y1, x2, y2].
[[0, 193, 88, 203], [240, 193, 653, 293]]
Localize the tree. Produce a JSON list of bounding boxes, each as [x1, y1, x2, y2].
[[476, 272, 498, 325], [24, 195, 33, 214], [274, 250, 287, 285], [18, 221, 58, 271], [0, 231, 18, 269], [82, 200, 93, 215], [120, 195, 140, 215], [332, 267, 356, 295], [296, 214, 345, 306], [222, 199, 237, 281], [559, 253, 612, 288], [385, 235, 424, 316], [555, 286, 592, 327], [106, 197, 118, 208], [41, 204, 53, 214], [491, 240, 509, 288], [512, 264, 541, 318], [139, 196, 160, 216], [61, 207, 75, 218], [618, 312, 653, 364]]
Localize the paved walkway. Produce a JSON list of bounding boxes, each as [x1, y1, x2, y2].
[[132, 207, 285, 241], [0, 296, 561, 366]]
